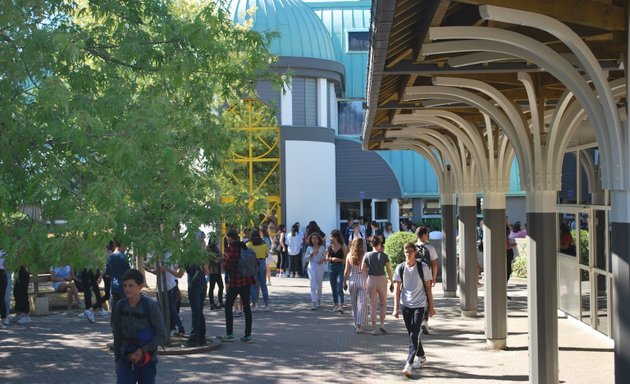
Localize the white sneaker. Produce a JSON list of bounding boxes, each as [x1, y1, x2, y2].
[[17, 316, 31, 325], [97, 309, 109, 317], [412, 356, 426, 369], [402, 362, 412, 377], [263, 305, 270, 312], [2, 318, 9, 326], [83, 309, 96, 323]]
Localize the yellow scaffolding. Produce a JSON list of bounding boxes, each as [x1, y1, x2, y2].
[[222, 98, 282, 227]]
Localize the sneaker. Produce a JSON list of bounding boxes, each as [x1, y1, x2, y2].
[[379, 326, 388, 334], [421, 321, 429, 335], [216, 334, 235, 342], [1, 324, 6, 329], [241, 335, 253, 343], [311, 302, 317, 311], [17, 316, 31, 325], [83, 310, 96, 323], [3, 317, 10, 326], [355, 326, 364, 334], [97, 309, 109, 317], [267, 281, 272, 286], [371, 328, 381, 336], [338, 306, 344, 314], [412, 356, 426, 369], [263, 305, 270, 312], [234, 311, 242, 318], [177, 329, 186, 337], [402, 362, 412, 377], [331, 305, 339, 312], [252, 305, 258, 312]]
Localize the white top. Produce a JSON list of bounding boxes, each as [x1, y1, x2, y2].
[[286, 232, 303, 255], [417, 241, 438, 262], [0, 250, 5, 270], [305, 246, 326, 269], [428, 230, 443, 240], [393, 262, 431, 309]]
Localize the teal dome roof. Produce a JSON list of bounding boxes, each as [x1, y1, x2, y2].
[[226, 0, 337, 62]]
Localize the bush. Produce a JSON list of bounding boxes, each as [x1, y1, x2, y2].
[[384, 231, 417, 269], [512, 256, 527, 278]]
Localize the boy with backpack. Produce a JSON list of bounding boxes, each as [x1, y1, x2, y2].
[[112, 269, 166, 384], [217, 229, 256, 343], [415, 226, 438, 334], [392, 242, 436, 378]]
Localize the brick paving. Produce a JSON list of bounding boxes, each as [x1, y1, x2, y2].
[[0, 274, 614, 383]]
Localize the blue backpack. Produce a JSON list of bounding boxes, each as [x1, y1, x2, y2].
[[238, 247, 258, 277]]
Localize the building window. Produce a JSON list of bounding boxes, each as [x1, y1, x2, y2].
[[399, 198, 413, 219], [348, 31, 369, 52], [338, 100, 364, 135], [423, 200, 441, 215], [292, 77, 318, 126], [374, 201, 388, 221], [340, 202, 361, 221]]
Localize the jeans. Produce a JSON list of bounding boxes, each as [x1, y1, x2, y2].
[[92, 277, 111, 311], [402, 306, 426, 364], [329, 263, 344, 305], [14, 267, 30, 314], [225, 285, 251, 337], [0, 270, 7, 319], [4, 271, 12, 317], [167, 287, 184, 332], [250, 260, 269, 305], [81, 270, 102, 309], [187, 279, 207, 343], [208, 274, 224, 306], [116, 359, 157, 384]]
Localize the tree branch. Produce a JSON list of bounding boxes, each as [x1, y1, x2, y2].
[[84, 46, 157, 71]]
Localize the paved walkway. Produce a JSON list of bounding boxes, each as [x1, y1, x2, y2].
[[0, 275, 614, 383]]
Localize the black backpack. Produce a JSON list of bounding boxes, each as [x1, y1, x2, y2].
[[415, 244, 431, 267]]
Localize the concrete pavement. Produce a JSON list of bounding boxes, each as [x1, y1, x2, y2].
[[0, 274, 614, 383]]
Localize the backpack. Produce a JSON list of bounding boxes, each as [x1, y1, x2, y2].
[[415, 244, 431, 267], [238, 247, 258, 277], [397, 262, 430, 307]]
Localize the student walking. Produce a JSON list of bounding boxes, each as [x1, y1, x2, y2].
[[112, 269, 166, 384], [363, 236, 394, 335], [343, 238, 368, 333], [326, 229, 348, 313], [393, 242, 436, 378], [218, 229, 256, 343], [305, 233, 326, 310]]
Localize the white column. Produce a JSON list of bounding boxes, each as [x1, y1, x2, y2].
[[317, 78, 328, 127], [280, 77, 293, 126], [390, 199, 400, 232], [370, 199, 376, 223]]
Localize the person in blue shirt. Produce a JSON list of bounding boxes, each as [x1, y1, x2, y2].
[[106, 240, 131, 308]]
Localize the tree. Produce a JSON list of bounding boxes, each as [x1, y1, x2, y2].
[[0, 0, 284, 271]]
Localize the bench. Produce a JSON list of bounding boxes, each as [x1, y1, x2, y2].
[[29, 273, 81, 315]]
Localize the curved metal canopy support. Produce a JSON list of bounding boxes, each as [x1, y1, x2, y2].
[[480, 4, 624, 190], [424, 29, 617, 190], [433, 76, 533, 190], [393, 113, 487, 186], [404, 86, 517, 193]]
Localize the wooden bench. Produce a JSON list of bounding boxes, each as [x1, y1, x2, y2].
[[29, 273, 80, 314]]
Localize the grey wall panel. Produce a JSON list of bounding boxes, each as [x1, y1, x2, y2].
[[506, 196, 526, 227], [292, 78, 306, 126], [335, 138, 401, 200]]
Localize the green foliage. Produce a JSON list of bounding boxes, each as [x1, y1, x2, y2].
[[383, 231, 417, 269], [571, 229, 590, 266], [512, 256, 527, 278], [420, 217, 441, 230], [0, 0, 284, 271]]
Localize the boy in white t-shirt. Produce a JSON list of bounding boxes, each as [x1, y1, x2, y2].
[[392, 242, 436, 378]]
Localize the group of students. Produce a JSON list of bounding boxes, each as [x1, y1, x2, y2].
[[302, 223, 439, 378]]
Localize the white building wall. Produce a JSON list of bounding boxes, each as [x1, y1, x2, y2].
[[285, 140, 337, 235]]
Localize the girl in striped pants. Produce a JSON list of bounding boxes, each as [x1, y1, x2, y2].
[[344, 238, 368, 333]]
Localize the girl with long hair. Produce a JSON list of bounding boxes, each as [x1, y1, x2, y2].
[[326, 229, 348, 312], [306, 233, 326, 310], [343, 237, 368, 333]]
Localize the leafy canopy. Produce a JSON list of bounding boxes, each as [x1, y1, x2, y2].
[[0, 0, 284, 271]]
